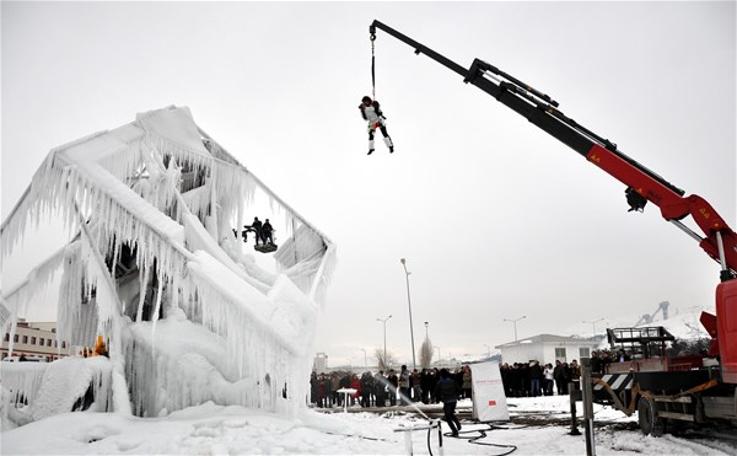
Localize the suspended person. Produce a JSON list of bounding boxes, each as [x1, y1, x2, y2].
[[359, 96, 394, 155]]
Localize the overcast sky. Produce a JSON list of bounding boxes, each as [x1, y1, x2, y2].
[[2, 2, 735, 367]]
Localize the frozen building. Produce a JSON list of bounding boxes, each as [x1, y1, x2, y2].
[[495, 334, 602, 365], [0, 106, 335, 423]]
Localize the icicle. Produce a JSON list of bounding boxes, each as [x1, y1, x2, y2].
[[136, 265, 149, 323], [150, 277, 164, 353]]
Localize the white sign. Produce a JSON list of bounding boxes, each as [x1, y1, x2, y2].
[[470, 361, 510, 422]]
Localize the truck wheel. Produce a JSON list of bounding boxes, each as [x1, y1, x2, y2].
[[638, 397, 664, 436]]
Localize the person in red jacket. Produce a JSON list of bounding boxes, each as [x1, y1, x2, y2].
[[350, 374, 361, 407]]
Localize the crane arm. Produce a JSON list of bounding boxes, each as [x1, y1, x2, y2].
[[370, 20, 737, 279]]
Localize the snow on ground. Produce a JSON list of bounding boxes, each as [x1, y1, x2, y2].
[[3, 395, 734, 455]]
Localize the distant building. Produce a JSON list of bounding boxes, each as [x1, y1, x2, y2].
[[313, 352, 328, 373], [495, 334, 603, 365], [1, 320, 72, 361]]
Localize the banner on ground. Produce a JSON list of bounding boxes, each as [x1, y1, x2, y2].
[[470, 360, 509, 422]]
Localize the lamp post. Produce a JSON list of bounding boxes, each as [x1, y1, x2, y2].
[[484, 343, 491, 358], [583, 318, 605, 337], [504, 315, 527, 341], [400, 258, 417, 370], [376, 314, 392, 365], [424, 321, 429, 339]]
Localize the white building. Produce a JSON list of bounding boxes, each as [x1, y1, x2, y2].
[[1, 320, 73, 361], [495, 334, 603, 365], [313, 352, 328, 373]]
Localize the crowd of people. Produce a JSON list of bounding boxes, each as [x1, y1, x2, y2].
[[311, 350, 626, 409], [500, 350, 624, 397], [309, 364, 473, 408], [500, 360, 579, 397]]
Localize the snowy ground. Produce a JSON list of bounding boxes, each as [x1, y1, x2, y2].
[[2, 396, 735, 455]]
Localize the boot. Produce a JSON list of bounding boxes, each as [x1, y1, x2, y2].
[[368, 139, 375, 155], [383, 136, 394, 153]]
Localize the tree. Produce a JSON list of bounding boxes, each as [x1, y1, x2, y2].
[[375, 348, 397, 371], [419, 337, 434, 369]]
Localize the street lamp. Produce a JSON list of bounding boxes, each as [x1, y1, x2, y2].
[[583, 318, 605, 337], [400, 258, 417, 370], [376, 314, 392, 365], [503, 315, 527, 341]]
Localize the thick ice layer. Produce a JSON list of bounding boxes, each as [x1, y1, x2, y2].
[[122, 314, 267, 417], [1, 357, 112, 425]]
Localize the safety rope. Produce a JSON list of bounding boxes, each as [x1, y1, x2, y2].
[[370, 32, 376, 99]]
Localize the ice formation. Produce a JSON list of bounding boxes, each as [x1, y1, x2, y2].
[[0, 106, 335, 423]]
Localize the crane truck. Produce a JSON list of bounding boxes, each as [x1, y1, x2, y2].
[[368, 20, 737, 435]]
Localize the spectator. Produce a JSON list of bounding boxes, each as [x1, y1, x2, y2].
[[553, 360, 567, 395], [462, 365, 473, 399], [543, 363, 554, 396], [529, 361, 543, 397], [399, 365, 411, 404], [388, 370, 399, 406], [411, 369, 422, 402], [374, 371, 387, 407]]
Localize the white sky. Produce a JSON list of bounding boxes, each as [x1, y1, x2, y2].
[[2, 2, 735, 367]]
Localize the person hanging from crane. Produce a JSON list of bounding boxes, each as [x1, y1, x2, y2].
[[359, 96, 394, 155]]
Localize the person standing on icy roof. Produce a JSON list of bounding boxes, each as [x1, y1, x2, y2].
[[359, 96, 394, 155], [261, 219, 274, 245], [250, 217, 263, 245]]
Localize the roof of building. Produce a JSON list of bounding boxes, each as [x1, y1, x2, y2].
[[495, 333, 603, 349]]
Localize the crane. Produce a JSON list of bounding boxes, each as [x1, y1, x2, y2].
[[368, 19, 737, 398]]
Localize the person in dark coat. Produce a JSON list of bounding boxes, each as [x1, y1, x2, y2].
[[310, 371, 318, 405], [388, 370, 399, 406], [430, 368, 440, 403], [261, 219, 274, 245], [553, 360, 566, 395], [250, 217, 263, 245], [420, 369, 432, 404], [374, 371, 387, 407], [529, 361, 543, 397], [434, 369, 462, 436], [360, 371, 373, 407]]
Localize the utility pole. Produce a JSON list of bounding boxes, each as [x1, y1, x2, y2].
[[376, 314, 392, 366], [504, 315, 527, 341], [400, 258, 417, 370]]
